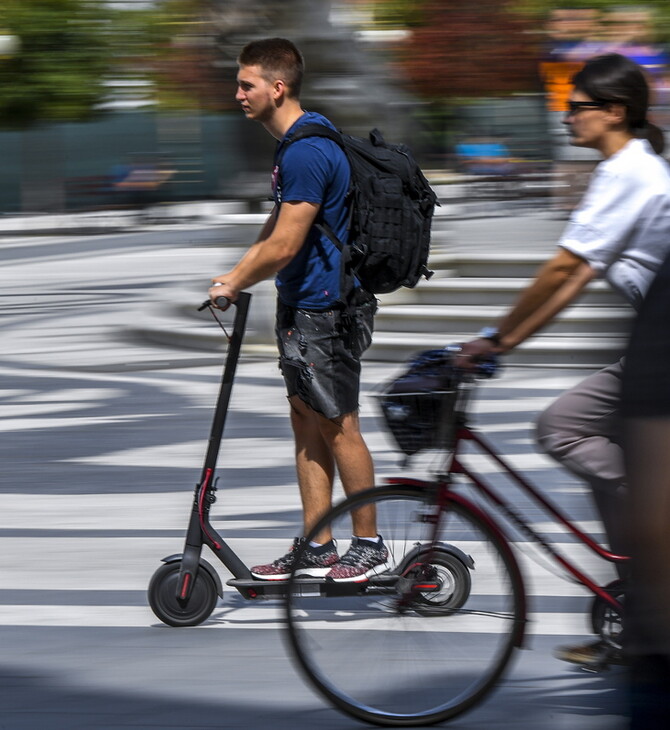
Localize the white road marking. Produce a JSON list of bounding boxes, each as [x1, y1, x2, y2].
[[0, 603, 592, 635]]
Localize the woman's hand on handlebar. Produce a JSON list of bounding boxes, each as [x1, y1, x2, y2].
[[455, 338, 501, 371]]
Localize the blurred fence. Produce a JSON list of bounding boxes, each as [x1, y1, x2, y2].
[[0, 112, 252, 215], [0, 95, 555, 215], [448, 95, 551, 164]]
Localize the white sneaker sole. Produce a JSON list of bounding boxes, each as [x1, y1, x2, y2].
[[326, 561, 391, 583], [250, 566, 334, 581]]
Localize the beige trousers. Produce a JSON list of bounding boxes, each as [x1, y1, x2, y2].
[[536, 360, 628, 560]]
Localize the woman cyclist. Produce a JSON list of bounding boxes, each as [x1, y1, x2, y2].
[[460, 53, 670, 670]]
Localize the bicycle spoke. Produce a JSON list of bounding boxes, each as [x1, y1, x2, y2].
[[285, 485, 524, 726]]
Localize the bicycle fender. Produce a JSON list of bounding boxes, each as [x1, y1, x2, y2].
[[160, 554, 224, 597]]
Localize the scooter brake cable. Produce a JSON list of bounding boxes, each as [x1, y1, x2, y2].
[[207, 305, 231, 342]]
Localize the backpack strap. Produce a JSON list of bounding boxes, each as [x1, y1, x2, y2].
[[274, 124, 351, 243], [274, 124, 359, 308]]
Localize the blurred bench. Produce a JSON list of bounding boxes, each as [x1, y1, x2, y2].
[[65, 175, 114, 208], [454, 141, 532, 177]]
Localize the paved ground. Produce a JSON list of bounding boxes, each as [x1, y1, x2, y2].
[[0, 217, 628, 729]]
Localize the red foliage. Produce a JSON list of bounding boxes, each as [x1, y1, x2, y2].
[[398, 1, 542, 99], [152, 43, 238, 111]]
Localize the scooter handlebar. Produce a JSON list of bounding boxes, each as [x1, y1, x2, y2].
[[198, 295, 231, 311]]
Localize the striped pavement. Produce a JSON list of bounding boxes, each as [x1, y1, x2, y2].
[[0, 359, 617, 628], [0, 226, 627, 728]]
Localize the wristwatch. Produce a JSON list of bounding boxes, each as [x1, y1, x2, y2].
[[478, 326, 501, 346]]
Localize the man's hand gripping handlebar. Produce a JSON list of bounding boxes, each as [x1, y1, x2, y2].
[[199, 282, 232, 311]]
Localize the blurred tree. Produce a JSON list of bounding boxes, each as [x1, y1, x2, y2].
[[106, 0, 259, 113], [145, 0, 240, 112], [0, 0, 112, 127], [372, 0, 426, 28], [363, 0, 546, 165], [396, 0, 541, 99], [376, 0, 670, 47], [0, 0, 238, 125], [516, 0, 670, 46]]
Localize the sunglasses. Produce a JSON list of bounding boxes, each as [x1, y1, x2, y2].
[[565, 100, 608, 115]]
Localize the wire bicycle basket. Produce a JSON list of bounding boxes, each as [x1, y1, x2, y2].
[[372, 349, 464, 457], [375, 388, 458, 456]]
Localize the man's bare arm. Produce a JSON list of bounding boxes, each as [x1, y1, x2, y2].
[[209, 201, 319, 301], [255, 205, 279, 243]]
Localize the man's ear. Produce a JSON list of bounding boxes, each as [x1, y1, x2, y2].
[[273, 79, 286, 101]]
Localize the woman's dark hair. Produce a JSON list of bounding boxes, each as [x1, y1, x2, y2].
[[572, 53, 664, 153]]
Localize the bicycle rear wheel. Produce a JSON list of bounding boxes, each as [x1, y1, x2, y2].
[[285, 484, 525, 727]]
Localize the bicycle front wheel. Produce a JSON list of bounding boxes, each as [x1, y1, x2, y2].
[[285, 484, 525, 727]]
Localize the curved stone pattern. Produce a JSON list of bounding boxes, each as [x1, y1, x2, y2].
[[0, 218, 627, 727]]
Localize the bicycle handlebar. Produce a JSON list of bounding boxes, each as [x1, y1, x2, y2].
[[471, 354, 499, 379], [443, 344, 499, 379]]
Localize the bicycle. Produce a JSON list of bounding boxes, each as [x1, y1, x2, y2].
[[284, 347, 627, 727], [147, 297, 625, 727]]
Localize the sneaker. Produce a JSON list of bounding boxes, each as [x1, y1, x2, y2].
[[326, 536, 390, 583], [250, 537, 339, 581], [554, 640, 627, 670]]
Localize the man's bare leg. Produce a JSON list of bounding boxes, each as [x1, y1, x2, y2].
[[289, 396, 376, 542], [290, 396, 335, 541]]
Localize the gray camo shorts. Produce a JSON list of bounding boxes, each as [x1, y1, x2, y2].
[[275, 290, 377, 420]]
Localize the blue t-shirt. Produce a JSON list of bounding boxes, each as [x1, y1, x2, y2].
[[272, 112, 351, 309]]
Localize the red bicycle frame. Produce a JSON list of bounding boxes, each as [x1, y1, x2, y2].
[[389, 421, 625, 617]]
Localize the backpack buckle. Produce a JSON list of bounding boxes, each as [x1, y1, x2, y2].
[[351, 241, 368, 257]]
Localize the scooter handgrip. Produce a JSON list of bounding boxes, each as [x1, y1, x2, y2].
[[197, 296, 231, 311], [214, 295, 230, 310]]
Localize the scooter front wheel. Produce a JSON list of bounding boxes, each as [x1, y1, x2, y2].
[[148, 562, 218, 627]]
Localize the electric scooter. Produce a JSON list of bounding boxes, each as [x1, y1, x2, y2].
[[148, 293, 286, 626], [148, 292, 467, 627]]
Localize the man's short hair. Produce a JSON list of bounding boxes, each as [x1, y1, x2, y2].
[[238, 38, 304, 98]]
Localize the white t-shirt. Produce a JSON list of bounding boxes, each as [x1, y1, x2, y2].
[[558, 138, 670, 309]]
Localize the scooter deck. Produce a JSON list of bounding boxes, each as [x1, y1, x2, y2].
[[226, 574, 398, 598]]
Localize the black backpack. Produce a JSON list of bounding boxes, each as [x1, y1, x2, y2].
[[275, 124, 438, 297]]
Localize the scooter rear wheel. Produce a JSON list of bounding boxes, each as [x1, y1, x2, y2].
[[148, 562, 218, 627]]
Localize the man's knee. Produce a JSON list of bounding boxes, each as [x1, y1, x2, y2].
[[289, 396, 356, 437], [305, 408, 365, 451], [289, 395, 317, 433]]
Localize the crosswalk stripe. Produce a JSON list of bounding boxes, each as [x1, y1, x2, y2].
[[0, 604, 592, 635]]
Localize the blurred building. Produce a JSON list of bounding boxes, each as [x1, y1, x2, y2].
[[0, 0, 425, 213], [5, 1, 669, 214], [540, 5, 670, 207]]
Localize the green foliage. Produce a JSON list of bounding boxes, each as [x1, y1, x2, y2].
[[143, 0, 239, 113], [516, 0, 668, 15], [372, 0, 426, 27], [0, 0, 210, 127], [0, 0, 114, 127]]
